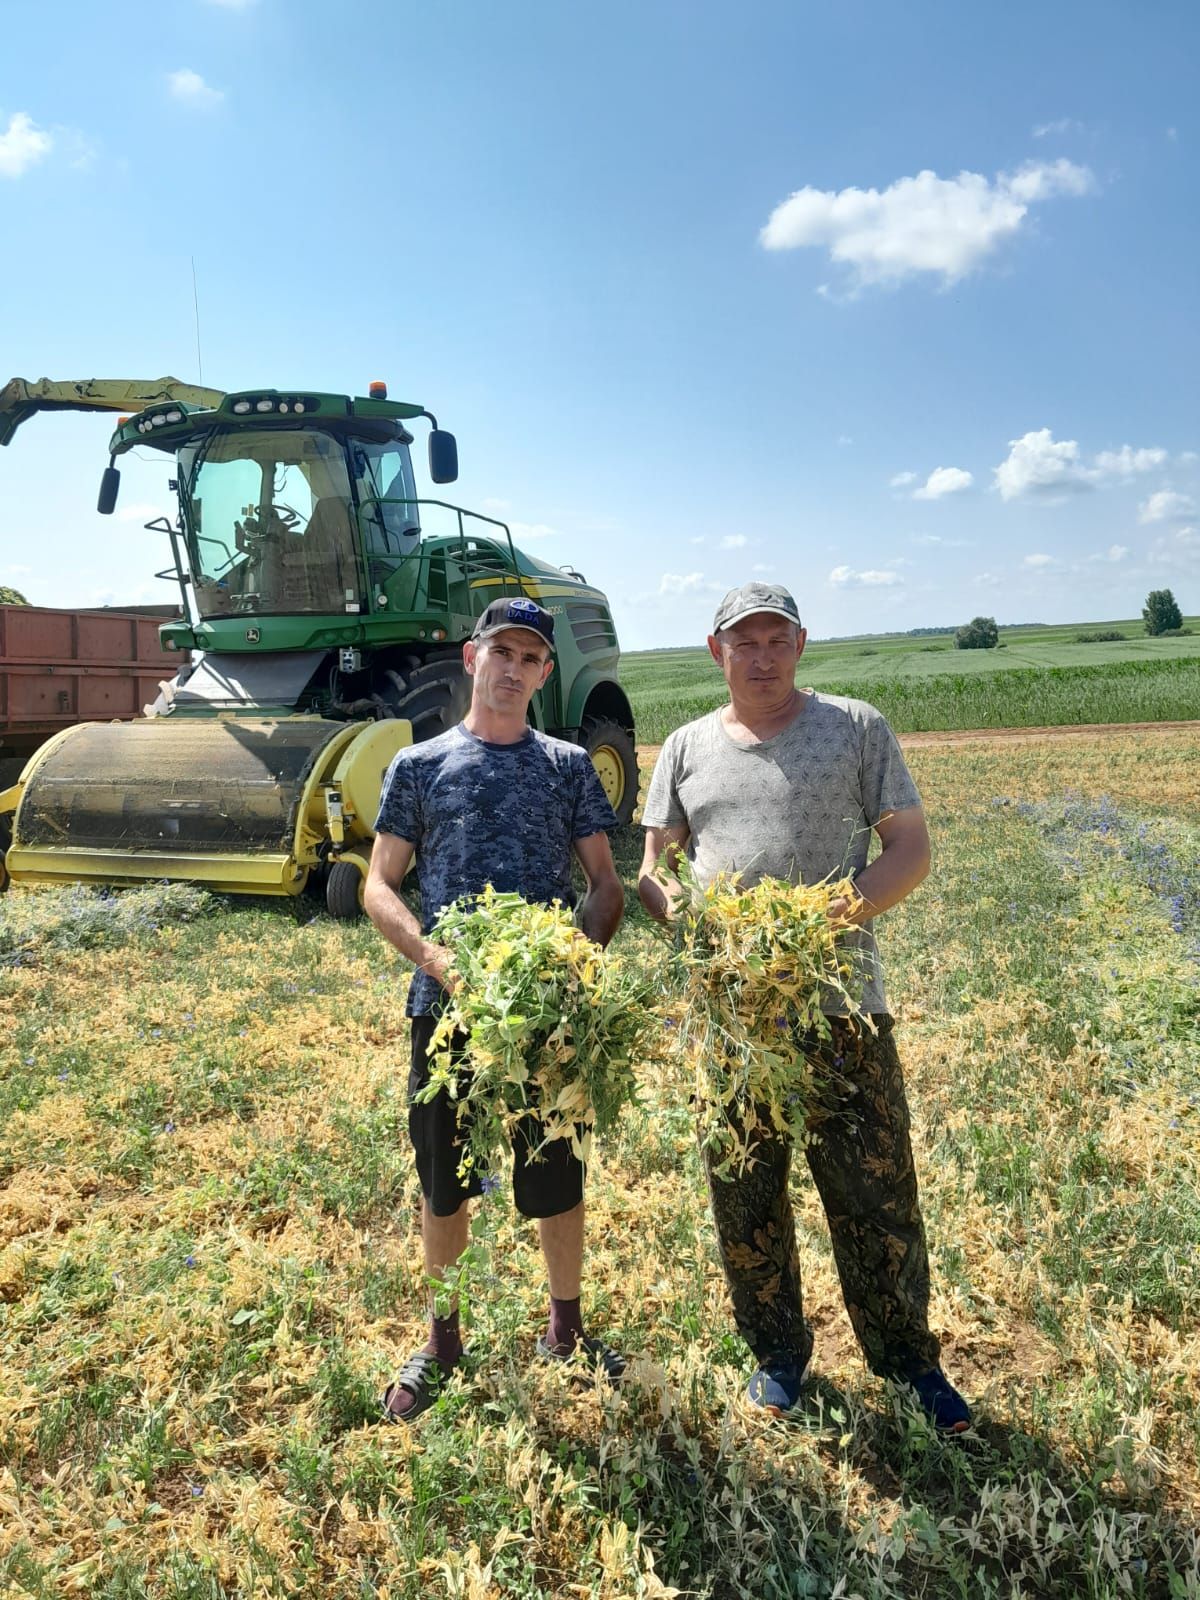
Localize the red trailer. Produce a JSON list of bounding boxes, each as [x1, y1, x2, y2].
[[0, 603, 180, 787]]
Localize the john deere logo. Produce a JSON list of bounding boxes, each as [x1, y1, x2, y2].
[[245, 627, 261, 643]]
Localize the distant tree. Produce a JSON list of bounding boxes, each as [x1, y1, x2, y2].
[[954, 615, 999, 650], [1143, 588, 1184, 635], [0, 585, 29, 605]]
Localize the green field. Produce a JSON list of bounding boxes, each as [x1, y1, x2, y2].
[[622, 617, 1200, 742]]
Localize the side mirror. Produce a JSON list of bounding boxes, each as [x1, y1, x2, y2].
[[97, 465, 121, 515], [428, 429, 459, 485]]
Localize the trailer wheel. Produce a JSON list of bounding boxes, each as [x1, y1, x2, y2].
[[581, 717, 638, 825], [326, 860, 364, 919], [381, 657, 471, 743]]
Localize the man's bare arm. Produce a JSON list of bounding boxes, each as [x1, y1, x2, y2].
[[363, 831, 457, 991], [637, 823, 692, 923], [572, 831, 625, 947], [830, 805, 931, 926]]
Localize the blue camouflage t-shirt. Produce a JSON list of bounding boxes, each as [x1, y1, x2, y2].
[[374, 723, 618, 1015]]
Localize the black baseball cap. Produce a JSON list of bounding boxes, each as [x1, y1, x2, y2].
[[471, 595, 555, 647]]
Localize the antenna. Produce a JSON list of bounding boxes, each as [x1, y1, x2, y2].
[[191, 256, 203, 384]]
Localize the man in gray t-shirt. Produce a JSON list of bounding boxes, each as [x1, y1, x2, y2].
[[638, 581, 970, 1433]]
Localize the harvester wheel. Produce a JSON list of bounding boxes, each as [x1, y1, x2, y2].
[[326, 860, 364, 919], [581, 718, 638, 826], [381, 657, 471, 743]]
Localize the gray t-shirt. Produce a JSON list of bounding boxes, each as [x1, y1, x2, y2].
[[641, 693, 921, 1014]]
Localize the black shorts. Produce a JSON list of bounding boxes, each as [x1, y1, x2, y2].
[[408, 1014, 586, 1220]]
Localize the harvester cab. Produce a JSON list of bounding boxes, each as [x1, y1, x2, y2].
[[0, 377, 638, 914]]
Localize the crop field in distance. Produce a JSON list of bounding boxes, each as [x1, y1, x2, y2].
[[2, 727, 1199, 1598], [622, 614, 1200, 743]]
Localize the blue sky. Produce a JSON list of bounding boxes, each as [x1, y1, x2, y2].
[[2, 0, 1196, 649]]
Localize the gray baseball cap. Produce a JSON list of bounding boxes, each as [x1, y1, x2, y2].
[[712, 581, 801, 634]]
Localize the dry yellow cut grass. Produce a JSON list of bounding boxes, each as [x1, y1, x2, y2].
[[0, 728, 1196, 1598]]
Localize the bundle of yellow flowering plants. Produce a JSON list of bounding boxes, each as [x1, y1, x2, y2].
[[416, 887, 657, 1178], [668, 864, 869, 1178]]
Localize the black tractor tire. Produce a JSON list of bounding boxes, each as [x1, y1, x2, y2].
[[380, 656, 471, 743], [581, 717, 639, 825], [325, 860, 364, 919]]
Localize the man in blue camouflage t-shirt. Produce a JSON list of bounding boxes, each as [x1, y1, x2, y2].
[[365, 597, 625, 1423]]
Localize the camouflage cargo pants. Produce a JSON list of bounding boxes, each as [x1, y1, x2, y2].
[[703, 1013, 941, 1378]]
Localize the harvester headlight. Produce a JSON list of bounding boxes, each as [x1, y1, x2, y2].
[[232, 400, 252, 414], [293, 401, 306, 414], [165, 409, 183, 423], [151, 413, 168, 426], [255, 399, 274, 413], [278, 402, 289, 414]]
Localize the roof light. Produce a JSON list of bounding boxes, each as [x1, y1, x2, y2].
[[117, 415, 130, 425], [278, 402, 289, 414], [293, 400, 306, 414], [369, 380, 388, 399], [151, 413, 167, 427], [255, 399, 274, 413], [232, 399, 251, 414], [165, 409, 183, 423]]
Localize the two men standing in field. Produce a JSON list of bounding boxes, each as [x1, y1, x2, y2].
[[366, 578, 968, 1434], [638, 581, 969, 1430]]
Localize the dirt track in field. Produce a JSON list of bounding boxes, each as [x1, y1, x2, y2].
[[896, 719, 1200, 748], [638, 720, 1200, 767]]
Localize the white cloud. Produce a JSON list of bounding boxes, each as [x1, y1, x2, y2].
[[973, 571, 1000, 586], [1139, 489, 1195, 524], [1181, 451, 1198, 465], [913, 533, 972, 548], [168, 69, 224, 108], [994, 429, 1174, 501], [480, 496, 510, 514], [1178, 526, 1198, 545], [837, 434, 853, 446], [828, 565, 903, 588], [720, 534, 748, 549], [659, 571, 721, 596], [751, 563, 773, 574], [0, 112, 53, 178], [1087, 544, 1128, 562], [1092, 444, 1167, 478], [912, 465, 973, 501], [1023, 553, 1055, 567], [759, 159, 1094, 289], [1032, 118, 1084, 139], [993, 429, 1091, 501], [889, 471, 918, 488]]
